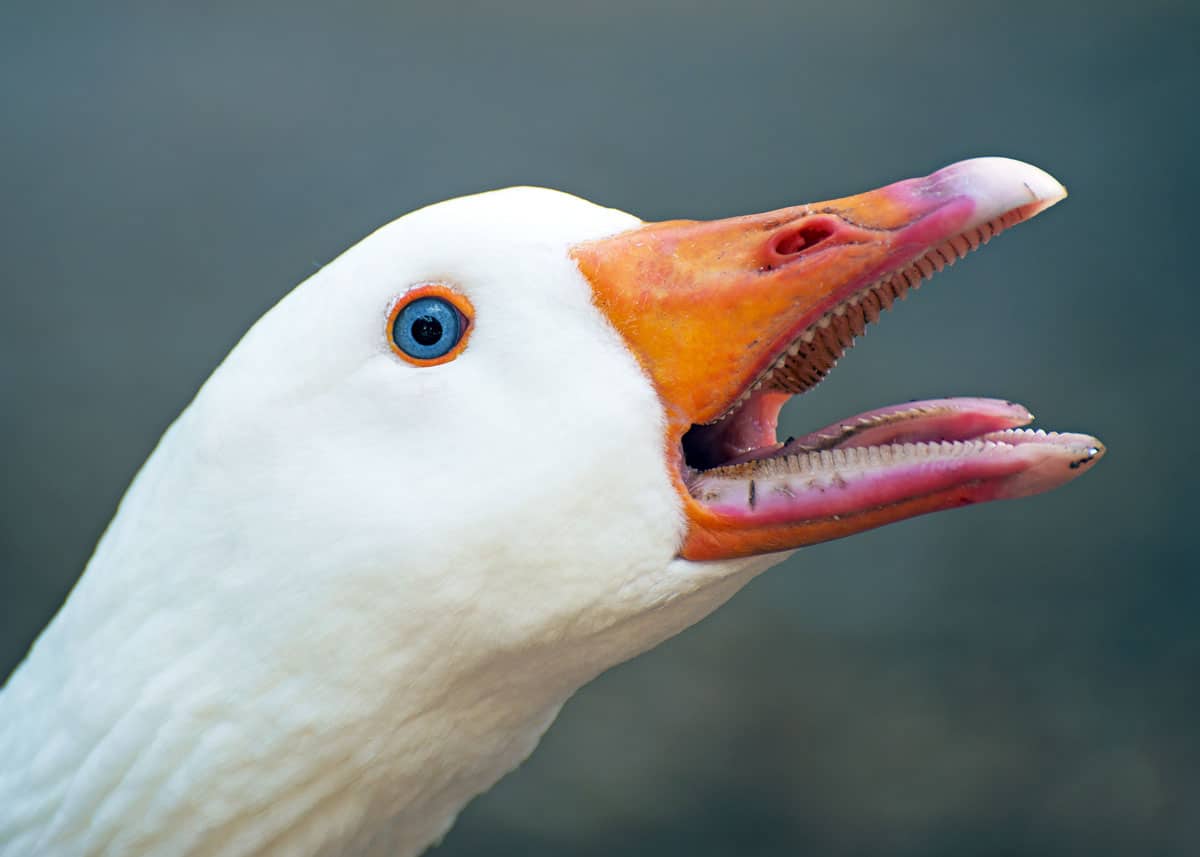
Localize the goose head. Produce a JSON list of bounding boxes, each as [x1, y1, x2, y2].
[[0, 158, 1103, 857]]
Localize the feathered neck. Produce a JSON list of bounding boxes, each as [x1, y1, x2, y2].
[[0, 407, 762, 857]]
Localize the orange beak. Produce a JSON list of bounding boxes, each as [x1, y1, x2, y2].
[[573, 158, 1103, 561]]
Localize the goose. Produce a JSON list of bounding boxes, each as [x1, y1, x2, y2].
[[0, 157, 1103, 857]]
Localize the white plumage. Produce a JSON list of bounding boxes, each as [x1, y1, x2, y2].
[[0, 187, 773, 856]]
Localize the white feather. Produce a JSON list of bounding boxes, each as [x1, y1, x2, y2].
[[0, 187, 783, 856]]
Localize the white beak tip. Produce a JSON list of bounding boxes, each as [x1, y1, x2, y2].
[[935, 156, 1068, 221]]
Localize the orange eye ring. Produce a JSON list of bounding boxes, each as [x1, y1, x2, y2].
[[386, 284, 474, 367]]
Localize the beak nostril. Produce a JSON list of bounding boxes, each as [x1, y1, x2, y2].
[[772, 221, 836, 257]]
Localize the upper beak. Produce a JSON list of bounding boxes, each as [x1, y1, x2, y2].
[[573, 157, 1065, 431], [572, 158, 1099, 561]]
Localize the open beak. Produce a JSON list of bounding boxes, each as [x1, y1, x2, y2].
[[573, 157, 1104, 561]]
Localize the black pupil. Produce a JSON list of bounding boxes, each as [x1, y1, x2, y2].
[[411, 315, 443, 346]]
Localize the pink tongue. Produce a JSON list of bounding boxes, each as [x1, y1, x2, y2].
[[781, 397, 1033, 453], [712, 396, 1033, 468]]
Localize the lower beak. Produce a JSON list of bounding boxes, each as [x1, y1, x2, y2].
[[573, 158, 1103, 561]]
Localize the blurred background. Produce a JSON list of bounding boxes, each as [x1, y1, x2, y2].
[[2, 1, 1196, 854]]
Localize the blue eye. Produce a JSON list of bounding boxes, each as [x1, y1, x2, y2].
[[391, 295, 465, 361]]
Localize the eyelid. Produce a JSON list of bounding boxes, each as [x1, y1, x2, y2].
[[387, 284, 474, 367]]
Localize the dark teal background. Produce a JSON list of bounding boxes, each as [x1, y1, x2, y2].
[[2, 2, 1196, 854]]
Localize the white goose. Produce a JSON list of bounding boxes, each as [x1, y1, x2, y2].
[[0, 158, 1103, 857]]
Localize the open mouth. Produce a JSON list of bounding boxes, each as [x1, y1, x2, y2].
[[679, 208, 1103, 524], [574, 157, 1105, 561]]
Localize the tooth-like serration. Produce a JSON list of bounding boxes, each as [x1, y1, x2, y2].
[[702, 213, 1028, 424], [698, 434, 1073, 480]]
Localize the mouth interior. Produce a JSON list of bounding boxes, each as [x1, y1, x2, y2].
[[679, 206, 1103, 506]]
